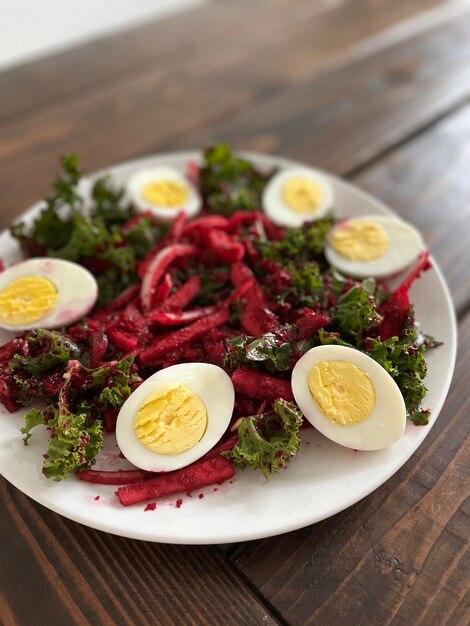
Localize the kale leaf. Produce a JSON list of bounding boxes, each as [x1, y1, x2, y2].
[[9, 154, 165, 307], [21, 356, 141, 480], [10, 330, 81, 378], [366, 323, 429, 423], [225, 399, 303, 476], [333, 285, 381, 335], [22, 406, 104, 480], [257, 217, 334, 263], [226, 334, 294, 372], [200, 144, 272, 215]]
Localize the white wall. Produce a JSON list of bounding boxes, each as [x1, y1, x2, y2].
[[0, 0, 205, 70]]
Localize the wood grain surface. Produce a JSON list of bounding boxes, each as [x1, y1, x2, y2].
[[0, 0, 461, 226], [1, 1, 469, 625]]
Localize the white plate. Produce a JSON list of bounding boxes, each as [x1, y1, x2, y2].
[[0, 151, 457, 544]]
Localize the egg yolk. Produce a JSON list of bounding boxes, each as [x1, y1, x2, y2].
[[330, 220, 389, 261], [308, 360, 375, 426], [141, 180, 188, 208], [282, 177, 323, 214], [134, 383, 207, 455], [0, 275, 58, 326]]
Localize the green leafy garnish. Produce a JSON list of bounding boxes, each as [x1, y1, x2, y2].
[[225, 399, 303, 477], [366, 322, 429, 422], [10, 330, 81, 378], [333, 285, 381, 335], [21, 356, 141, 480], [200, 144, 272, 215], [10, 153, 167, 306], [226, 334, 294, 372], [257, 217, 334, 263]]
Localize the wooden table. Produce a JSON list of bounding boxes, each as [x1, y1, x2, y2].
[[1, 1, 469, 624]]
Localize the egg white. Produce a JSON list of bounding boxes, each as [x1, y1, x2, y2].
[[0, 258, 98, 332], [127, 166, 202, 220], [115, 363, 235, 472], [262, 167, 334, 227], [292, 345, 406, 451], [325, 215, 425, 279]]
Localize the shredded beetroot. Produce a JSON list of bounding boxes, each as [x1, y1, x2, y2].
[[161, 275, 201, 311], [152, 272, 172, 308], [106, 283, 140, 312], [202, 229, 245, 263], [232, 368, 294, 402], [150, 306, 218, 326], [291, 310, 331, 341], [90, 329, 109, 367], [116, 456, 235, 506], [231, 262, 281, 335], [379, 251, 431, 340], [76, 469, 154, 484], [183, 215, 229, 235], [139, 307, 229, 364], [106, 322, 138, 352], [165, 211, 187, 246], [103, 409, 119, 433], [140, 243, 198, 311]]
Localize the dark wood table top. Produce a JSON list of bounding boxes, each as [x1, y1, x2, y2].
[[1, 1, 469, 624]]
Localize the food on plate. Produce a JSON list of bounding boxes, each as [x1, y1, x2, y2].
[[292, 345, 406, 450], [262, 167, 334, 227], [116, 363, 235, 471], [325, 215, 424, 279], [0, 144, 439, 506], [128, 166, 202, 220], [0, 258, 97, 331]]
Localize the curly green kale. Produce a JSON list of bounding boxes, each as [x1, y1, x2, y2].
[[366, 322, 430, 424], [226, 334, 294, 372], [200, 144, 272, 215], [224, 399, 303, 477], [10, 330, 81, 378], [333, 284, 381, 335], [10, 154, 165, 306], [257, 216, 335, 263], [21, 356, 141, 480], [22, 407, 104, 481]]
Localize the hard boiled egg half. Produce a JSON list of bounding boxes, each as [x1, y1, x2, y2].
[[127, 166, 202, 220], [0, 258, 98, 331], [292, 345, 406, 450], [325, 215, 425, 279], [262, 167, 334, 227], [116, 363, 235, 472]]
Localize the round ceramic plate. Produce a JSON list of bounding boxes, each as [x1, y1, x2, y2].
[[0, 151, 457, 544]]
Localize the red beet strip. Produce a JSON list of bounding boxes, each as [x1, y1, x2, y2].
[[151, 306, 218, 326], [140, 243, 197, 311], [183, 215, 230, 235], [162, 275, 201, 311], [106, 283, 140, 312], [232, 367, 294, 402], [116, 456, 235, 506], [203, 229, 245, 263], [152, 272, 172, 308], [106, 323, 138, 352], [231, 262, 281, 335], [76, 469, 154, 485], [378, 251, 431, 340], [139, 307, 229, 364]]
